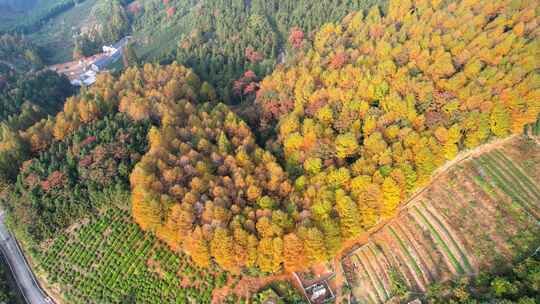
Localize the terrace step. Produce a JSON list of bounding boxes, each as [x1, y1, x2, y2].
[[473, 156, 540, 220], [385, 226, 428, 291], [355, 251, 385, 303], [408, 205, 464, 276], [370, 238, 415, 294], [364, 244, 393, 300], [481, 154, 537, 204], [444, 177, 514, 260], [394, 219, 439, 282], [490, 150, 540, 201], [350, 253, 380, 304], [358, 246, 390, 301], [403, 213, 454, 281], [391, 222, 433, 285], [420, 202, 474, 273]]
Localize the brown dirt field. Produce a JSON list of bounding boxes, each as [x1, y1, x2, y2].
[[371, 234, 412, 289], [394, 219, 437, 282], [355, 251, 383, 303], [500, 138, 540, 184], [405, 207, 461, 277], [420, 202, 474, 272], [380, 228, 427, 291], [332, 256, 346, 303], [362, 245, 391, 297], [211, 273, 292, 303], [339, 135, 540, 303], [485, 153, 540, 203], [404, 215, 452, 282], [435, 179, 513, 266]]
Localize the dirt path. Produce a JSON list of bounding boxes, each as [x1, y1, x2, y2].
[[211, 136, 524, 303], [336, 135, 519, 261], [333, 257, 344, 303], [334, 136, 521, 302], [211, 273, 292, 303]]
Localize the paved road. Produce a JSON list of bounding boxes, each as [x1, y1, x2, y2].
[[0, 211, 53, 304]]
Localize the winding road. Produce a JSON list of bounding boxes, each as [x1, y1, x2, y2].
[[0, 211, 53, 304]]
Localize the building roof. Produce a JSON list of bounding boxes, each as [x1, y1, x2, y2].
[[111, 36, 131, 51], [92, 56, 113, 69], [82, 76, 96, 86]]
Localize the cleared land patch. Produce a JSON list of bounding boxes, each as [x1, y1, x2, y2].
[[342, 136, 540, 303]]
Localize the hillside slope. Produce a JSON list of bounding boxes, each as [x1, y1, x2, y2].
[[130, 0, 387, 103], [342, 135, 540, 303]]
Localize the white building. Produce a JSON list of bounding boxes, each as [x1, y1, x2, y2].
[[102, 45, 118, 55], [71, 70, 97, 86]]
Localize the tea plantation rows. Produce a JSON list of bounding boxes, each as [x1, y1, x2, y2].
[[35, 208, 227, 304]]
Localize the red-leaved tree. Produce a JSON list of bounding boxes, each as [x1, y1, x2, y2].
[[245, 47, 263, 63], [288, 27, 305, 49]]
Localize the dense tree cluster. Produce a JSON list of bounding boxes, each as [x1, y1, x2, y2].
[[116, 63, 214, 122], [73, 0, 130, 59], [256, 0, 540, 238], [1, 0, 538, 281], [132, 0, 383, 103], [125, 64, 369, 273], [0, 72, 117, 183], [8, 114, 148, 242], [107, 64, 285, 273], [0, 34, 43, 71], [0, 34, 70, 132], [131, 102, 293, 273], [2, 63, 213, 243], [426, 254, 540, 303], [0, 70, 73, 130], [0, 258, 23, 304], [0, 54, 73, 183]]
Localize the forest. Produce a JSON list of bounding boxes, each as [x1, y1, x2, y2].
[[425, 254, 540, 303], [132, 0, 539, 274], [132, 0, 385, 104], [0, 0, 538, 272], [0, 34, 43, 71], [0, 70, 73, 130], [73, 0, 131, 59], [0, 0, 539, 302]]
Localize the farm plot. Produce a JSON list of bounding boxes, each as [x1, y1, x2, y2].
[[35, 208, 227, 304], [342, 136, 540, 303]]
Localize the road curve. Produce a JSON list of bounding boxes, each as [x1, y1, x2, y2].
[[0, 211, 53, 304]]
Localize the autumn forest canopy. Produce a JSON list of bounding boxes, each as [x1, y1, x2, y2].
[[0, 0, 539, 282]]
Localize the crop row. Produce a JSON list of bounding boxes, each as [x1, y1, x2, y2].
[[344, 147, 540, 303], [36, 208, 224, 304]]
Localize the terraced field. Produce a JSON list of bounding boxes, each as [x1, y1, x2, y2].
[[342, 136, 540, 303]]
